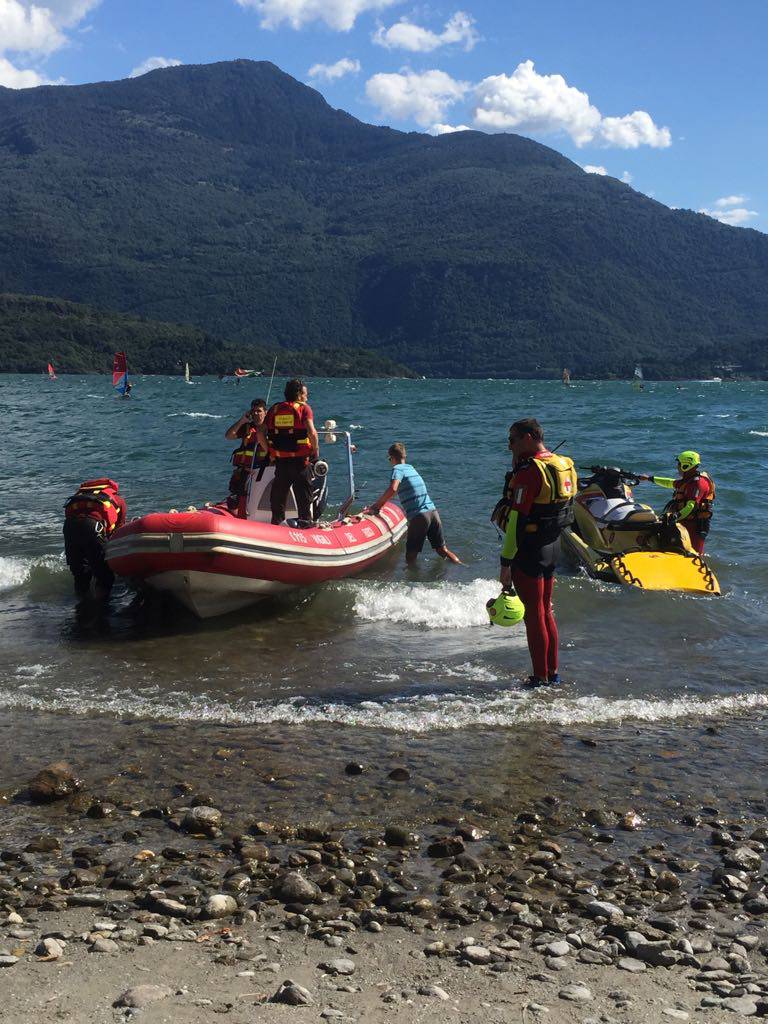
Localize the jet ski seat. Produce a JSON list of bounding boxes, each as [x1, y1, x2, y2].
[[583, 496, 657, 527]]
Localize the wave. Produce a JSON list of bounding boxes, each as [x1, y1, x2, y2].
[[750, 430, 768, 437], [167, 412, 223, 419], [0, 554, 65, 594], [348, 578, 499, 629], [3, 685, 768, 732]]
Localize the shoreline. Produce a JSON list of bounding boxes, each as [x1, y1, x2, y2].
[[3, 714, 768, 1019]]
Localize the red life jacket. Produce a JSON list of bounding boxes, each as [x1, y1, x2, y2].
[[231, 425, 268, 468], [265, 401, 311, 459], [669, 471, 715, 522], [64, 478, 122, 534]]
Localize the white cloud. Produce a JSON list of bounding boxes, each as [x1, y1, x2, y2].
[[235, 0, 398, 31], [699, 204, 758, 227], [471, 61, 670, 149], [714, 194, 747, 209], [365, 68, 469, 127], [0, 0, 99, 88], [373, 11, 478, 52], [621, 170, 633, 184], [307, 57, 360, 81], [583, 164, 607, 175], [597, 110, 670, 149], [0, 54, 51, 86], [129, 56, 182, 78], [429, 122, 471, 135]]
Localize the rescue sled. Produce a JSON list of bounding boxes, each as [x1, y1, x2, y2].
[[107, 434, 407, 617], [560, 465, 720, 596]]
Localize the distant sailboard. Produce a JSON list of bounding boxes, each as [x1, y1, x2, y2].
[[234, 367, 262, 378], [113, 351, 129, 396], [47, 362, 57, 380], [184, 362, 191, 383], [562, 367, 571, 385], [632, 365, 644, 391]]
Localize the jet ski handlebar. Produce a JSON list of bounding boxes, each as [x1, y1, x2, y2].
[[579, 465, 643, 486]]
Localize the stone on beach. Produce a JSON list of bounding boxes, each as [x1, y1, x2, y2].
[[319, 958, 355, 976], [181, 806, 222, 835], [204, 894, 238, 919], [559, 983, 592, 1002], [273, 980, 314, 1005], [585, 900, 623, 919], [28, 761, 81, 803], [277, 872, 321, 904], [115, 984, 173, 1008], [36, 937, 65, 959]]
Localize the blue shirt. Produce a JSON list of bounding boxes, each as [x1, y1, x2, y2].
[[391, 463, 436, 519]]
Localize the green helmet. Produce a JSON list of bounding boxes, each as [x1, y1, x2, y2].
[[676, 450, 701, 473], [486, 589, 525, 627]]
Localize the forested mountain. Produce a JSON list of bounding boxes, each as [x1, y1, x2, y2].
[[0, 293, 412, 377], [0, 60, 766, 377]]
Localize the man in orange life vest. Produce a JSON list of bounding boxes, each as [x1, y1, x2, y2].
[[224, 398, 269, 517], [638, 450, 715, 554], [495, 419, 577, 688], [257, 379, 319, 525], [63, 478, 127, 598]]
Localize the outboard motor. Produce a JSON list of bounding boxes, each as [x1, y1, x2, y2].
[[310, 461, 329, 521]]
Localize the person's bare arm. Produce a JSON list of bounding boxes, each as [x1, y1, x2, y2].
[[306, 418, 320, 460], [225, 412, 250, 440], [367, 479, 399, 514]]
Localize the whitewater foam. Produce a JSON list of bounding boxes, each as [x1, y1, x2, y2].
[[750, 430, 768, 437], [0, 554, 64, 593], [349, 578, 499, 629], [1, 686, 768, 733], [167, 412, 223, 419]]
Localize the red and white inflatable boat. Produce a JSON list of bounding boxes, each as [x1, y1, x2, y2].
[[106, 437, 406, 617]]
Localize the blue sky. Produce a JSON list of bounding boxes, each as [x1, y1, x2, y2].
[[1, 0, 766, 231]]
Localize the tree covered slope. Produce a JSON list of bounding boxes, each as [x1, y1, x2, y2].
[[0, 60, 766, 377]]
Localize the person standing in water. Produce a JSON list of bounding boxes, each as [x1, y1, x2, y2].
[[638, 451, 715, 554], [367, 443, 461, 565], [493, 419, 576, 688], [63, 478, 127, 599]]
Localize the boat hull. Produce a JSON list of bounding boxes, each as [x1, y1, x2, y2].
[[107, 503, 407, 618]]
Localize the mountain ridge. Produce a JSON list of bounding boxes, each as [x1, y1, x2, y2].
[[0, 59, 766, 377]]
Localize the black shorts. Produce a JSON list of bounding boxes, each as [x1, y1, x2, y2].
[[513, 539, 559, 579], [406, 510, 445, 555]]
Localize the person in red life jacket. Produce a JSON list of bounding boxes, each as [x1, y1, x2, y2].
[[493, 419, 577, 688], [257, 379, 319, 525], [224, 398, 268, 516], [638, 450, 715, 554], [63, 478, 127, 598]]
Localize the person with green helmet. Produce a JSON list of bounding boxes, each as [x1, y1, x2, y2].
[[638, 451, 715, 554]]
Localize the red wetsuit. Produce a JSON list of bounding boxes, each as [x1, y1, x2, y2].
[[502, 453, 560, 681], [673, 474, 713, 555]]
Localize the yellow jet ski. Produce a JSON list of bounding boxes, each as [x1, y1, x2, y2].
[[560, 465, 720, 596]]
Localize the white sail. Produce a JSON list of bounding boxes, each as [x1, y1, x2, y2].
[[184, 362, 191, 383], [633, 365, 643, 381]]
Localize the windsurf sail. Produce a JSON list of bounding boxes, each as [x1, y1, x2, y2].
[[234, 367, 262, 378], [113, 351, 129, 396], [184, 362, 191, 383], [47, 362, 57, 380], [632, 365, 644, 390], [562, 367, 571, 385]]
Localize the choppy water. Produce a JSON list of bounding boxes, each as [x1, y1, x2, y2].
[[1, 373, 767, 824]]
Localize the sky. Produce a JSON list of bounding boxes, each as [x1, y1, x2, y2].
[[0, 0, 766, 232]]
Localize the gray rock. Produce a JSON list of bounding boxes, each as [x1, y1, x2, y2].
[[559, 983, 592, 1003], [319, 958, 355, 976], [543, 940, 571, 958], [618, 958, 647, 972], [321, 1011, 345, 1020], [277, 872, 321, 904], [633, 941, 679, 968], [0, 955, 19, 967], [418, 985, 449, 1000], [662, 1011, 689, 1021], [273, 980, 313, 1006], [204, 894, 238, 919], [181, 806, 222, 834], [462, 945, 492, 965], [585, 900, 623, 919], [726, 848, 762, 871], [115, 985, 173, 1009], [721, 995, 758, 1015], [35, 937, 65, 959], [90, 937, 119, 954]]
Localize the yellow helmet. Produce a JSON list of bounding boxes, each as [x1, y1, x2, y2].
[[676, 450, 701, 473], [486, 589, 525, 627]]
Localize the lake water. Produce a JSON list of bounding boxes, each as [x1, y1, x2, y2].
[[2, 374, 768, 835]]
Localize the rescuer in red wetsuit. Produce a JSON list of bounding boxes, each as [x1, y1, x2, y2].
[[494, 419, 577, 688], [639, 450, 715, 554], [63, 478, 127, 598], [258, 379, 319, 524]]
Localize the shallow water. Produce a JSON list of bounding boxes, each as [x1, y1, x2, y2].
[[1, 373, 767, 823]]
